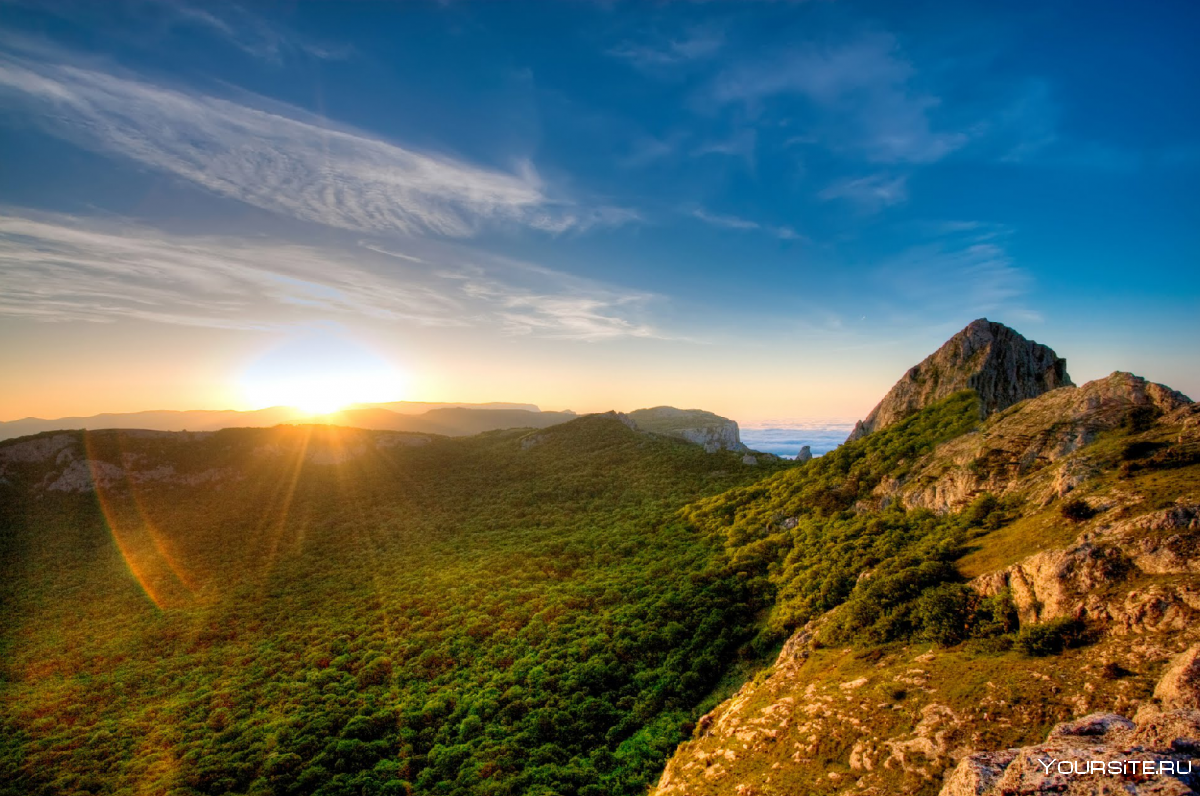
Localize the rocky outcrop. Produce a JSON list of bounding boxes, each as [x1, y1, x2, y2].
[[880, 372, 1194, 514], [796, 445, 813, 463], [1155, 646, 1200, 712], [628, 407, 747, 453], [973, 503, 1200, 630], [939, 646, 1200, 795], [848, 319, 1072, 443]]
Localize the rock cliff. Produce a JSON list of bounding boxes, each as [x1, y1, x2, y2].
[[972, 502, 1200, 631], [628, 406, 748, 453], [847, 319, 1072, 443]]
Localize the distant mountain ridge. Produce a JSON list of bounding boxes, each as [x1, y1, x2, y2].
[[847, 318, 1072, 442], [0, 401, 574, 442]]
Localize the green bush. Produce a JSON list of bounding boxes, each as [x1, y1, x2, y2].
[[1015, 617, 1088, 656], [913, 583, 974, 646]]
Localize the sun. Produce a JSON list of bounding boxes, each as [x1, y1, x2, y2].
[[293, 387, 355, 416], [239, 336, 409, 416]]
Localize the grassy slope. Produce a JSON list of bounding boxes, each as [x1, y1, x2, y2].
[[654, 394, 1200, 796], [0, 417, 786, 796]]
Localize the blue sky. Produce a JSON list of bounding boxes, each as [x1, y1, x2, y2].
[[0, 0, 1197, 422]]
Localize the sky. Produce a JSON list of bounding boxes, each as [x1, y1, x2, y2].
[[1, 0, 1197, 425]]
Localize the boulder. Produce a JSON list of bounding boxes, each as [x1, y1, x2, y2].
[[1155, 645, 1200, 712]]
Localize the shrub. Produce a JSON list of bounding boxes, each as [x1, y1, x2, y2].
[[1060, 498, 1096, 523], [1123, 406, 1159, 433], [1015, 617, 1088, 656], [972, 590, 1019, 637], [913, 583, 974, 646], [967, 634, 1014, 654], [1121, 440, 1163, 461]]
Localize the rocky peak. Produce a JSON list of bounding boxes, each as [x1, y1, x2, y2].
[[847, 319, 1072, 442]]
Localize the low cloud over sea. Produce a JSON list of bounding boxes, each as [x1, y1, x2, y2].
[[739, 422, 856, 459]]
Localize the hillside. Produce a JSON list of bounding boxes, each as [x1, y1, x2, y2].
[[4, 322, 1198, 796], [653, 330, 1200, 795], [0, 416, 784, 796]]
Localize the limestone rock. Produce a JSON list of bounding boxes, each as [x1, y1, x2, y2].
[[882, 372, 1193, 514], [972, 541, 1129, 625], [1155, 645, 1200, 712], [938, 645, 1200, 795], [796, 445, 813, 462], [1047, 713, 1135, 739], [0, 433, 77, 465], [973, 504, 1200, 628], [848, 319, 1072, 443], [940, 732, 1198, 795], [627, 406, 747, 453]]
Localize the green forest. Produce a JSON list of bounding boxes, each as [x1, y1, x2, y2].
[[1, 417, 785, 796], [0, 395, 1125, 795]]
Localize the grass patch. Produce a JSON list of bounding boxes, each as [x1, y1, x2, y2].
[[956, 507, 1081, 578]]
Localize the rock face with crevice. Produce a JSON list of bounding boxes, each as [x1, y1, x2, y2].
[[848, 319, 1072, 443], [972, 503, 1200, 631]]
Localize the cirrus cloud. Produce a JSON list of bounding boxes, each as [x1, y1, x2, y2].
[[0, 51, 633, 238]]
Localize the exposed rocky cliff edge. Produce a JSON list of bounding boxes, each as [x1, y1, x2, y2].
[[629, 406, 748, 453], [848, 319, 1072, 443]]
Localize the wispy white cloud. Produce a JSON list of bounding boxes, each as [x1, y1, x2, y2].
[[0, 0, 351, 64], [0, 211, 669, 341], [872, 237, 1038, 322], [691, 128, 757, 165], [692, 208, 804, 240], [619, 131, 685, 168], [526, 206, 643, 234], [995, 79, 1058, 164], [818, 173, 909, 213], [608, 24, 725, 70], [711, 33, 967, 164], [0, 212, 463, 329], [0, 51, 631, 238], [158, 0, 353, 63]]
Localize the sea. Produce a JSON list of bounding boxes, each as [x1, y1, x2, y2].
[[738, 422, 857, 459]]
